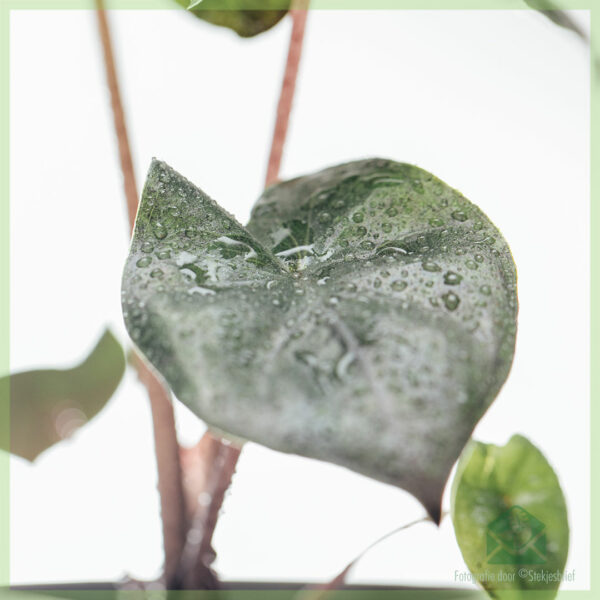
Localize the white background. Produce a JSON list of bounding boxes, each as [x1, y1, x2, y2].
[[9, 8, 590, 589]]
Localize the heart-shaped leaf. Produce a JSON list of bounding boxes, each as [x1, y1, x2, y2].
[[451, 435, 569, 599], [1, 329, 125, 461], [175, 0, 289, 38], [122, 158, 517, 521]]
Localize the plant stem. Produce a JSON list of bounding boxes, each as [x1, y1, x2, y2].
[[195, 442, 241, 571], [95, 0, 138, 230], [95, 2, 187, 586], [298, 515, 432, 599], [265, 3, 309, 187], [175, 434, 241, 589], [135, 358, 188, 586], [189, 434, 242, 580]]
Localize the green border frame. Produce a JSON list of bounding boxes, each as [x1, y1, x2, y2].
[[0, 1, 597, 598]]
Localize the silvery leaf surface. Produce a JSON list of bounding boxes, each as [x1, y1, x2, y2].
[[122, 158, 518, 521]]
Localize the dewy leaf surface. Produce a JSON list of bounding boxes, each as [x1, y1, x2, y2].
[[451, 435, 569, 599], [122, 158, 518, 521], [175, 0, 289, 37], [2, 329, 125, 461]]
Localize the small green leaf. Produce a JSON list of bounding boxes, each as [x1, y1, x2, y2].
[[174, 0, 290, 38], [451, 435, 569, 599], [122, 158, 518, 521], [2, 329, 125, 461]]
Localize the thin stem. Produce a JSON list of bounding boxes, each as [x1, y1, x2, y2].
[[95, 0, 138, 230], [95, 2, 187, 586], [265, 3, 309, 187], [298, 515, 432, 600], [135, 359, 188, 585]]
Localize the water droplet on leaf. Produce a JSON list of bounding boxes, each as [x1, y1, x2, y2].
[[451, 210, 468, 222], [422, 261, 441, 272], [136, 257, 152, 268], [444, 271, 463, 285], [442, 292, 460, 311], [391, 280, 407, 291], [153, 223, 167, 239]]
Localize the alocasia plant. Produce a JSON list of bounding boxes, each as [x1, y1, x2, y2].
[[122, 158, 518, 522]]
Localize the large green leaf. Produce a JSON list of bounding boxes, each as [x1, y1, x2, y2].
[[451, 435, 569, 599], [122, 158, 518, 521], [175, 0, 289, 38], [2, 329, 125, 461]]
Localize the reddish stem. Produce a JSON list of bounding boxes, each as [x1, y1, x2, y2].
[[95, 1, 187, 586], [265, 6, 309, 187], [175, 434, 242, 589], [135, 359, 188, 585], [95, 1, 138, 230]]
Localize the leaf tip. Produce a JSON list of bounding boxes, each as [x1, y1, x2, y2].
[[428, 504, 442, 526], [148, 156, 167, 174], [414, 481, 446, 526]]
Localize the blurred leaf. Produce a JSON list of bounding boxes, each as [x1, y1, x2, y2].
[[175, 0, 290, 37], [122, 158, 518, 522], [524, 1, 588, 41], [451, 435, 569, 599], [2, 329, 125, 461]]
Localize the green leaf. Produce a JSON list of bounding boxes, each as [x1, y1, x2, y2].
[[174, 0, 290, 38], [523, 1, 588, 41], [122, 158, 518, 521], [451, 435, 569, 599], [2, 329, 125, 461]]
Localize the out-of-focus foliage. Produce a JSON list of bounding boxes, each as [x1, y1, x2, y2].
[[2, 329, 125, 461], [524, 1, 589, 41], [175, 0, 290, 37], [452, 435, 569, 599]]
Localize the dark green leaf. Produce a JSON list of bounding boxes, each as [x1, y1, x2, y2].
[[451, 435, 569, 599], [2, 329, 125, 461], [524, 1, 588, 41], [174, 0, 289, 38], [122, 158, 518, 521]]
